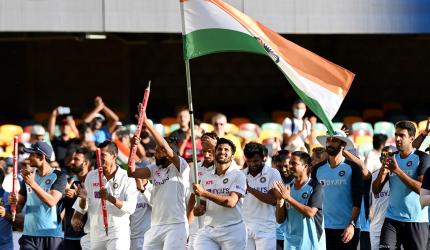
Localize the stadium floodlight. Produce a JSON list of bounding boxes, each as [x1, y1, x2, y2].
[[85, 34, 106, 40]]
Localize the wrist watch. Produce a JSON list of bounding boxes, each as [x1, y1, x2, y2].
[[349, 220, 356, 227]]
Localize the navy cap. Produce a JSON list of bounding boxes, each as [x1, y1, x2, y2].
[[5, 157, 13, 166], [23, 141, 53, 160]]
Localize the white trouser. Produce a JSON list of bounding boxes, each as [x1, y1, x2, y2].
[[246, 228, 276, 250], [143, 223, 188, 250], [194, 222, 247, 250], [188, 218, 204, 250], [370, 235, 380, 250], [91, 236, 130, 250], [80, 234, 91, 250], [130, 237, 145, 250]]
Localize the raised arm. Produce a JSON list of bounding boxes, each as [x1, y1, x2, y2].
[[144, 115, 181, 170], [344, 151, 371, 180], [83, 96, 105, 123], [127, 135, 151, 179], [48, 107, 59, 141], [413, 118, 430, 149]]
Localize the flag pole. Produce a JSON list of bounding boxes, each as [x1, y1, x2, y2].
[[180, 0, 203, 228]]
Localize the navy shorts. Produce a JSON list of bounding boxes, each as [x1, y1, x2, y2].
[[379, 217, 428, 250], [19, 235, 63, 250]]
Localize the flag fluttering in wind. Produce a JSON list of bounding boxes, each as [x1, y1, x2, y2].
[[181, 0, 355, 133]]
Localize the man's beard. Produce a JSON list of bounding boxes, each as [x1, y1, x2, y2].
[[215, 155, 231, 164], [326, 146, 341, 156], [70, 163, 84, 174], [156, 157, 169, 167]]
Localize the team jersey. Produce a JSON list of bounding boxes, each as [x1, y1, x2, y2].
[[63, 176, 87, 240], [386, 150, 429, 222], [200, 163, 247, 227], [146, 157, 190, 226], [0, 188, 12, 247], [20, 168, 66, 237], [75, 166, 138, 242], [130, 182, 152, 239], [370, 169, 390, 239], [285, 178, 325, 250], [312, 159, 363, 229], [276, 178, 294, 241], [243, 165, 282, 233]]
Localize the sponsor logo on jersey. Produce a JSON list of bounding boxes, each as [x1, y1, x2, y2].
[[374, 190, 389, 199], [93, 182, 100, 187], [154, 176, 170, 186], [319, 179, 347, 186], [205, 180, 214, 185], [207, 188, 230, 194], [94, 191, 100, 198], [136, 202, 150, 209]]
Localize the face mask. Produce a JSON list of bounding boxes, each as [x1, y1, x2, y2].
[[293, 109, 306, 119]]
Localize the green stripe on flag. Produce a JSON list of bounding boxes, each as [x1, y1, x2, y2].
[[183, 28, 267, 60]]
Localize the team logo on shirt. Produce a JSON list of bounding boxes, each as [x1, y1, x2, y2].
[[338, 171, 345, 177], [223, 178, 229, 184], [45, 179, 52, 185], [113, 183, 119, 189], [407, 161, 413, 167], [302, 192, 309, 199], [260, 177, 266, 183]]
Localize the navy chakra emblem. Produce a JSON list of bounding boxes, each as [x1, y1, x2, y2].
[[223, 178, 229, 184], [113, 182, 119, 189], [302, 192, 309, 199], [260, 177, 266, 183], [407, 161, 413, 167], [338, 170, 346, 177], [45, 179, 52, 185]]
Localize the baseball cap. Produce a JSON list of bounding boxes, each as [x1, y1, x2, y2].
[[94, 113, 105, 121], [5, 157, 13, 166], [31, 125, 46, 136], [23, 141, 53, 160]]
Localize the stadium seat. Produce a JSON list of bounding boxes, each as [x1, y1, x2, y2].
[[382, 102, 402, 113], [239, 123, 260, 135], [418, 120, 428, 133], [200, 123, 214, 133], [343, 116, 363, 125], [153, 123, 166, 137], [203, 111, 218, 123], [333, 122, 344, 131], [374, 122, 395, 138], [352, 122, 373, 136], [170, 123, 180, 133], [160, 117, 177, 126], [362, 108, 384, 122], [225, 123, 239, 135], [358, 142, 373, 158], [237, 130, 258, 141], [313, 123, 327, 136], [261, 122, 283, 134], [34, 112, 51, 123], [355, 135, 373, 147], [271, 110, 291, 124], [259, 130, 282, 142], [0, 124, 24, 146], [230, 117, 251, 126]]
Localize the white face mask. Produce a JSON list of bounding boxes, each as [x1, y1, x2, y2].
[[293, 109, 306, 119]]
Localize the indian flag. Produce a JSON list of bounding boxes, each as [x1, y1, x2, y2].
[[114, 138, 139, 170], [180, 0, 355, 133]]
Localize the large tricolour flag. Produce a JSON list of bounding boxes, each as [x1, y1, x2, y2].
[[180, 0, 355, 133]]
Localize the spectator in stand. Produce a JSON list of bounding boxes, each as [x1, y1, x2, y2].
[[178, 121, 203, 163], [30, 125, 46, 144], [170, 106, 191, 146], [83, 96, 120, 144], [212, 113, 244, 166], [48, 107, 80, 167], [413, 117, 430, 150], [369, 146, 395, 250], [373, 121, 430, 250], [281, 100, 312, 151], [1, 157, 22, 193]]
